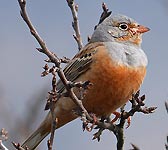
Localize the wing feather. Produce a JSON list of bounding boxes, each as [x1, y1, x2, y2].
[[56, 43, 103, 93]]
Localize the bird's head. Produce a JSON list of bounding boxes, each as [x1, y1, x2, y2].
[[90, 14, 150, 46]]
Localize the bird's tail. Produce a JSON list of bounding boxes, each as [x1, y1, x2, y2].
[[21, 107, 77, 150], [21, 114, 51, 150], [22, 128, 49, 150]]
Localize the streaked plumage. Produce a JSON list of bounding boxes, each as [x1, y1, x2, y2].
[[22, 14, 149, 150]]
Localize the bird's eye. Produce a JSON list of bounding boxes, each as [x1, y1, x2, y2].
[[119, 23, 128, 31]]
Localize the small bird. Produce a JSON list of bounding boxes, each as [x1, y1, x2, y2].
[[22, 14, 149, 149]]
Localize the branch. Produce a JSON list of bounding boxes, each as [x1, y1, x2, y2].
[[115, 91, 156, 150], [18, 0, 92, 119], [89, 91, 156, 150], [18, 0, 60, 67], [0, 128, 8, 142], [0, 140, 8, 150], [0, 129, 9, 150], [94, 2, 112, 30], [130, 143, 140, 150], [43, 67, 58, 150], [17, 1, 156, 150], [67, 0, 83, 51], [120, 92, 156, 122], [99, 2, 112, 24], [0, 128, 9, 150], [12, 142, 27, 150], [17, 1, 94, 149]]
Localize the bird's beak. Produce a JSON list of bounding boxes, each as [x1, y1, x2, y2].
[[136, 25, 150, 33], [130, 25, 150, 34]]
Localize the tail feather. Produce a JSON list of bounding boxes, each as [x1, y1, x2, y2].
[[22, 98, 77, 149], [21, 110, 77, 149], [22, 112, 52, 150], [22, 126, 49, 150]]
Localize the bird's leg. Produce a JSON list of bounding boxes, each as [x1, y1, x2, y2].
[[111, 111, 121, 123], [112, 111, 131, 128]]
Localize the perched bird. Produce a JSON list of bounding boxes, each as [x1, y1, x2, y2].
[[22, 14, 149, 149]]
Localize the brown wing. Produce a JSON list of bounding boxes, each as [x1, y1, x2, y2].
[[57, 42, 104, 93]]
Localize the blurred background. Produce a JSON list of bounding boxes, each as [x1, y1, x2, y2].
[[0, 0, 168, 150]]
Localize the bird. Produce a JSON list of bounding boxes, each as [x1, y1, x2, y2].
[[22, 13, 149, 149]]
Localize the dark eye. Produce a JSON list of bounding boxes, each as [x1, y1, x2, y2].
[[119, 23, 128, 30]]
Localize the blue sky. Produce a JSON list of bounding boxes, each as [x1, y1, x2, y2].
[[0, 0, 168, 150]]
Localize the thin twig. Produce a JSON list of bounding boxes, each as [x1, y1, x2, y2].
[[42, 66, 60, 150], [12, 142, 28, 150], [0, 128, 8, 141], [47, 71, 57, 150], [130, 143, 140, 150], [67, 0, 83, 51], [114, 91, 156, 150], [18, 0, 91, 119], [46, 94, 57, 150], [90, 91, 156, 150], [0, 128, 8, 150], [18, 0, 60, 67], [17, 1, 94, 149], [94, 2, 112, 30], [0, 140, 8, 150], [17, 1, 156, 150], [99, 2, 112, 24]]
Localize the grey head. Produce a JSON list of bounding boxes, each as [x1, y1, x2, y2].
[[90, 14, 150, 47]]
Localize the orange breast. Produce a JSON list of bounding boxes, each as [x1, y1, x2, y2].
[[79, 47, 146, 116]]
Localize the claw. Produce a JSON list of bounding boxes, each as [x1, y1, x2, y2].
[[111, 111, 121, 123], [112, 112, 131, 128], [82, 113, 98, 132], [126, 116, 131, 128]]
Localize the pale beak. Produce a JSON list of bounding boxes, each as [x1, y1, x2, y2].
[[136, 25, 150, 33], [130, 25, 150, 35]]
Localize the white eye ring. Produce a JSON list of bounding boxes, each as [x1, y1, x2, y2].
[[119, 23, 128, 31]]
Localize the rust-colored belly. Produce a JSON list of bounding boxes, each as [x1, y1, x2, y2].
[[79, 48, 146, 116]]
